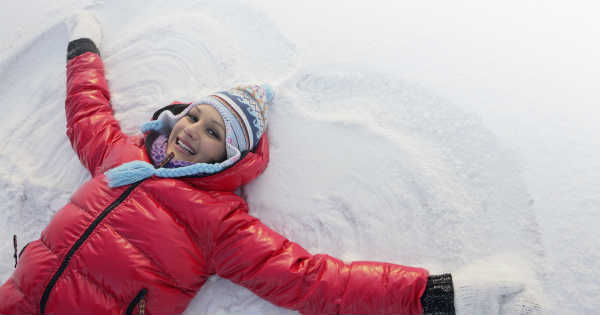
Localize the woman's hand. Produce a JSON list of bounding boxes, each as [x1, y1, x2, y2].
[[66, 11, 102, 47], [453, 254, 543, 315]]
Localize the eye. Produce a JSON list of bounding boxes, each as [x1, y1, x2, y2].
[[207, 128, 220, 139], [187, 114, 198, 122]]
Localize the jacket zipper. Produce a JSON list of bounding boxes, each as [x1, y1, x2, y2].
[[126, 288, 148, 315], [139, 297, 146, 315], [39, 180, 144, 315]]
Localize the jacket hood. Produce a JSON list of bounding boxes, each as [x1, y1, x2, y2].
[[143, 102, 270, 192]]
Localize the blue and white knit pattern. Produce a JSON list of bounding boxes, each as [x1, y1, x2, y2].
[[104, 160, 225, 187], [104, 84, 273, 188]]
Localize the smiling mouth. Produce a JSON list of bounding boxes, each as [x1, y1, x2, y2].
[[176, 138, 196, 155]]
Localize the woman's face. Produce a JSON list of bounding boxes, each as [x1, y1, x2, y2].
[[167, 104, 227, 163]]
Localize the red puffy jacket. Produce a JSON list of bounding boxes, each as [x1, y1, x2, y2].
[[0, 52, 428, 315]]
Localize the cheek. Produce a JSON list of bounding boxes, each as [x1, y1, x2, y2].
[[168, 123, 185, 142], [166, 124, 184, 150], [202, 141, 226, 161], [206, 141, 223, 156], [166, 132, 176, 148]]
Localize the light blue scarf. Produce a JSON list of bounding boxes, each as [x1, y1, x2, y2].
[[103, 120, 232, 188]]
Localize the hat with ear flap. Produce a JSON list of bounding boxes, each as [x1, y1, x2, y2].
[[104, 84, 274, 188]]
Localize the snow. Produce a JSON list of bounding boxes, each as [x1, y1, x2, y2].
[[1, 0, 599, 314]]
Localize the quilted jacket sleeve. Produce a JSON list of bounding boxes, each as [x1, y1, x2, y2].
[[65, 39, 126, 176], [210, 203, 429, 315]]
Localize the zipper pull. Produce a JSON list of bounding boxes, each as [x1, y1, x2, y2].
[[138, 296, 146, 315], [126, 288, 148, 315], [157, 152, 174, 168]]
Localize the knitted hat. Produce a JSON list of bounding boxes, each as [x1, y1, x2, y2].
[[104, 84, 273, 187]]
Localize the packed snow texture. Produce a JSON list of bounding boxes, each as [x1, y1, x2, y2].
[[1, 0, 599, 314]]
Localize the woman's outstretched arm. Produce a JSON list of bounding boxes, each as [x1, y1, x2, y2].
[[65, 13, 127, 176], [208, 201, 445, 315]]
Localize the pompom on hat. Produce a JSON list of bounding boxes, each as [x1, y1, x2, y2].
[[105, 84, 273, 187]]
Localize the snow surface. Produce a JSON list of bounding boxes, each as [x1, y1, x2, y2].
[[1, 0, 598, 314]]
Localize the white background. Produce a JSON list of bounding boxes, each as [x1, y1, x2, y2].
[[0, 1, 598, 314]]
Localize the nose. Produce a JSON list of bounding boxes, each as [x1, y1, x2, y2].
[[183, 123, 199, 140]]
